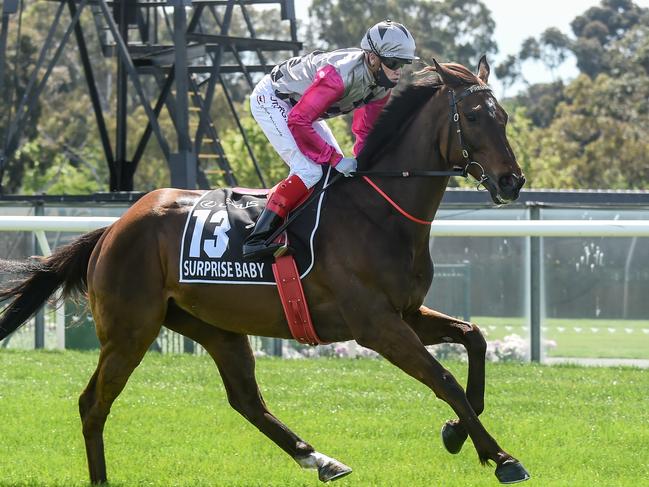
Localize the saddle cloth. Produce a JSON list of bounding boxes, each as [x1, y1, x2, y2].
[[179, 168, 332, 285]]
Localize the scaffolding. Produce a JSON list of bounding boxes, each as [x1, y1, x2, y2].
[[0, 0, 301, 192]]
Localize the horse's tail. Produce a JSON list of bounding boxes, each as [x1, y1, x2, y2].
[[0, 227, 107, 341]]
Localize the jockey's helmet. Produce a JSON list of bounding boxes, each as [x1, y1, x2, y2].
[[360, 20, 417, 64]]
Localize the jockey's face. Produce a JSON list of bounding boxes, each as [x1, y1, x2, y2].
[[380, 61, 402, 83], [367, 52, 402, 84]]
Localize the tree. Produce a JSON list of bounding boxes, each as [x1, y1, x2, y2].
[[0, 3, 283, 194], [570, 0, 646, 77], [306, 0, 497, 67], [0, 25, 42, 193], [494, 55, 521, 98], [519, 71, 649, 189], [538, 28, 572, 78], [498, 1, 649, 189], [501, 105, 543, 187], [511, 81, 566, 128]]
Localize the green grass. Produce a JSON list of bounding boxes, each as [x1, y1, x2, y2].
[[1, 351, 648, 486], [473, 316, 649, 359]]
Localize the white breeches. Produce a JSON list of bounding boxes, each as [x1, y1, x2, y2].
[[249, 74, 342, 189]]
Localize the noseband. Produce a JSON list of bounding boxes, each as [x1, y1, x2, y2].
[[447, 84, 493, 189]]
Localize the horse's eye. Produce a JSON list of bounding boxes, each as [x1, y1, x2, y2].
[[465, 113, 478, 122]]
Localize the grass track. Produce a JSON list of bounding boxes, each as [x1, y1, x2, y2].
[[473, 316, 649, 359], [0, 351, 648, 486]]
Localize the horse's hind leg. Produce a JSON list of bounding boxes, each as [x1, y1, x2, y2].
[[405, 305, 487, 454], [79, 302, 163, 484], [340, 290, 529, 484], [164, 304, 352, 483]]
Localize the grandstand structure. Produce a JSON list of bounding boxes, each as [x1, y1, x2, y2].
[[0, 0, 301, 192]]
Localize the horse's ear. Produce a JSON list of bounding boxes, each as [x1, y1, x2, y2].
[[477, 55, 490, 84], [432, 58, 462, 87]]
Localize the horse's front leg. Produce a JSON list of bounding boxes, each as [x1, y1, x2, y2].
[[404, 305, 487, 455], [164, 305, 352, 483], [339, 292, 529, 484]]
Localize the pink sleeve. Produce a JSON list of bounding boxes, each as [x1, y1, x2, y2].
[[351, 93, 391, 157], [287, 64, 345, 166]]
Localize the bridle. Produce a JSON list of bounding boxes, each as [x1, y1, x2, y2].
[[447, 84, 493, 189]]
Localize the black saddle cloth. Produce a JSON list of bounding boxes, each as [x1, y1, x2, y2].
[[179, 168, 332, 285]]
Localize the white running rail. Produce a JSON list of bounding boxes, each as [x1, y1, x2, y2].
[[1, 217, 648, 354]]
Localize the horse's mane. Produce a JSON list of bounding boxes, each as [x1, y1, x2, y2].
[[357, 63, 482, 166]]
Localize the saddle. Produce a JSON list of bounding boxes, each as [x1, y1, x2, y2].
[[179, 169, 334, 345]]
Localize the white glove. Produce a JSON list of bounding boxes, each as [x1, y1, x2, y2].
[[334, 157, 357, 177]]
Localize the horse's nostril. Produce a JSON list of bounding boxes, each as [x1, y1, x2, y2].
[[518, 175, 526, 190], [498, 174, 515, 191]]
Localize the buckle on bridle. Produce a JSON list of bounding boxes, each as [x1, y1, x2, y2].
[[463, 161, 489, 190]]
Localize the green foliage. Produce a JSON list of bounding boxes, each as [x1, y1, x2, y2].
[[221, 115, 286, 189], [16, 140, 105, 195], [570, 0, 648, 77], [524, 71, 648, 189], [5, 0, 648, 193], [501, 106, 542, 187], [508, 0, 649, 81], [307, 0, 497, 67], [501, 1, 649, 189], [0, 26, 42, 192]]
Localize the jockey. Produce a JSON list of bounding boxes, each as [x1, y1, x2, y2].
[[243, 20, 418, 260]]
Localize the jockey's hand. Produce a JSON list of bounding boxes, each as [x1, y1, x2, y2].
[[335, 157, 357, 177]]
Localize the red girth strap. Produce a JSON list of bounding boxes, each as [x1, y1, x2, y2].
[[272, 254, 326, 346]]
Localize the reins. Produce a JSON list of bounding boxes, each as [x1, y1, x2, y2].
[[352, 169, 463, 177], [361, 176, 434, 225], [263, 167, 451, 243]]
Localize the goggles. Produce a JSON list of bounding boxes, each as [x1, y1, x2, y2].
[[380, 56, 410, 71]]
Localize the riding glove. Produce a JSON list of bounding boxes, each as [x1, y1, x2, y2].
[[335, 157, 357, 177]]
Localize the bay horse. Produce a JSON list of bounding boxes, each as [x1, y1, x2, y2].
[[0, 58, 529, 484]]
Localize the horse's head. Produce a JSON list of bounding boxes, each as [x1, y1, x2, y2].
[[433, 57, 525, 204]]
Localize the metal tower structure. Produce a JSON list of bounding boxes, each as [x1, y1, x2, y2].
[[0, 0, 301, 192]]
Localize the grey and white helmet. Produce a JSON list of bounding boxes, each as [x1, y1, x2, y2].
[[360, 20, 417, 62]]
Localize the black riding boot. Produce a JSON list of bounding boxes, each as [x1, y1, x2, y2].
[[242, 207, 284, 260]]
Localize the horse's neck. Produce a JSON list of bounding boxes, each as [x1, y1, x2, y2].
[[365, 93, 450, 229]]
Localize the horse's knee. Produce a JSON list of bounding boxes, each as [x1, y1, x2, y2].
[[79, 372, 99, 420], [81, 405, 109, 438], [79, 391, 93, 420], [465, 324, 487, 356]]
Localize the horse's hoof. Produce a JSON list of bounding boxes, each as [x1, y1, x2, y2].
[[296, 451, 352, 483], [441, 420, 468, 454], [495, 459, 531, 484], [318, 459, 352, 482]]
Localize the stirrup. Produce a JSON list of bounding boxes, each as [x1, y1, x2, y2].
[[242, 241, 281, 260]]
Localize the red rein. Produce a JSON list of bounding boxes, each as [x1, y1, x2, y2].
[[362, 176, 432, 226]]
